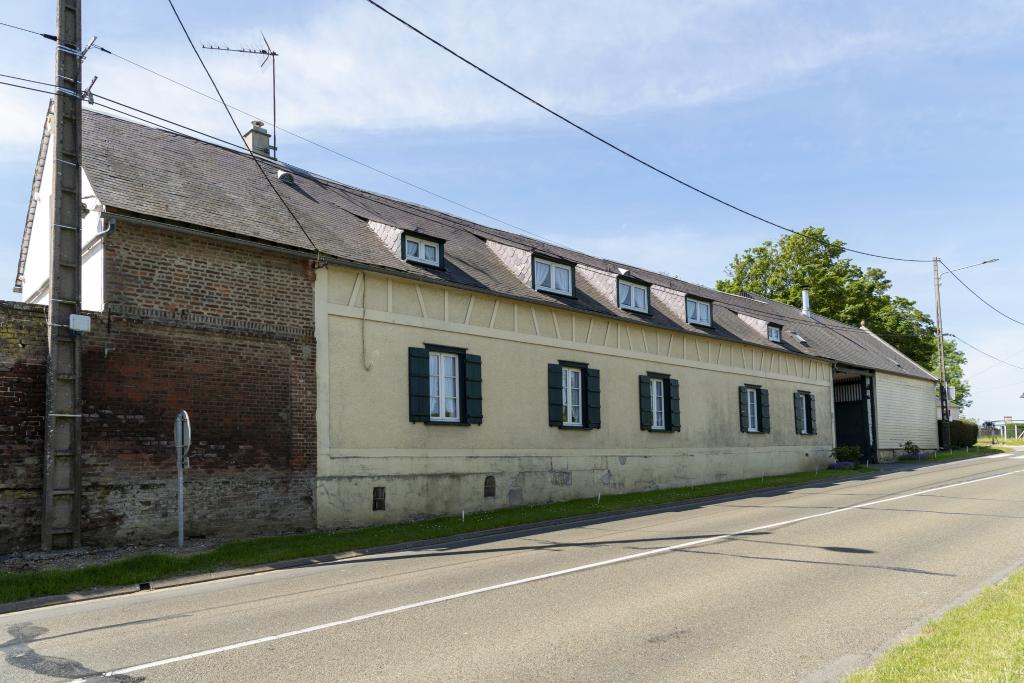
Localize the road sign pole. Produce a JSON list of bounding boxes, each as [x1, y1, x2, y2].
[[174, 411, 191, 548]]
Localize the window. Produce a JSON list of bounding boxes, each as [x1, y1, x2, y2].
[[768, 324, 782, 343], [534, 257, 573, 296], [618, 280, 649, 314], [408, 347, 483, 425], [562, 366, 583, 426], [484, 475, 496, 498], [404, 233, 442, 267], [794, 391, 816, 435], [739, 385, 770, 433], [651, 378, 665, 430], [372, 486, 386, 511], [429, 351, 460, 422], [746, 388, 759, 432], [548, 362, 601, 429], [686, 298, 712, 326], [639, 373, 680, 432]]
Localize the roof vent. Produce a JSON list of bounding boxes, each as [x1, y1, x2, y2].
[[793, 333, 809, 346], [277, 169, 295, 185]]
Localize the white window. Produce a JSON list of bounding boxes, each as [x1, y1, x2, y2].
[[535, 258, 573, 296], [651, 378, 665, 430], [405, 235, 440, 267], [796, 394, 808, 434], [768, 325, 782, 342], [561, 366, 582, 426], [686, 298, 712, 326], [429, 351, 459, 421], [746, 387, 759, 432], [618, 281, 649, 313]]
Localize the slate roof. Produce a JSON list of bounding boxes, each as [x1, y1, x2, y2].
[[16, 110, 935, 382]]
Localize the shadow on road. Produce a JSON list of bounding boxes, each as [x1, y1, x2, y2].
[[2, 623, 143, 681]]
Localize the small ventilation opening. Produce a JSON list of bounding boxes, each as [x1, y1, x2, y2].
[[372, 486, 386, 511], [484, 476, 496, 498]]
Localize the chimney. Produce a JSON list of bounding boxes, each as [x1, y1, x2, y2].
[[243, 120, 273, 157], [801, 287, 812, 317]]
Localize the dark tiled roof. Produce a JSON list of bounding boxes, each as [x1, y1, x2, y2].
[[56, 110, 934, 381]]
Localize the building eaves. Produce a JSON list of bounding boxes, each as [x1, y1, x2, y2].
[[13, 99, 54, 294]]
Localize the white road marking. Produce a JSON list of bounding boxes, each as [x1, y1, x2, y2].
[[75, 467, 1024, 682]]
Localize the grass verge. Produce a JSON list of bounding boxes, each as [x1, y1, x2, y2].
[[918, 445, 1007, 463], [847, 566, 1024, 682], [0, 466, 875, 605]]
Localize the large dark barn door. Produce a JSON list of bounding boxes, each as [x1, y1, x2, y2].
[[834, 376, 876, 462]]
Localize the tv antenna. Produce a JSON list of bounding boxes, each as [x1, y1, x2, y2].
[[202, 34, 279, 156]]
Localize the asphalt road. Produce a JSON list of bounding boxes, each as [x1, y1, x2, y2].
[[3, 451, 1024, 683]]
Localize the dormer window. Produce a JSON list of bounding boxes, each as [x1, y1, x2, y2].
[[618, 279, 649, 314], [767, 324, 782, 343], [403, 232, 442, 268], [534, 257, 573, 296], [686, 297, 712, 327]]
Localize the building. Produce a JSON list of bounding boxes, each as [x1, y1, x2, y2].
[[1, 109, 937, 550]]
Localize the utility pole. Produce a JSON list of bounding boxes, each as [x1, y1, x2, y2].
[[933, 256, 950, 450], [41, 0, 85, 550]]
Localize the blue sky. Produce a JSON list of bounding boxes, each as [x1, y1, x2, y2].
[[2, 0, 1023, 422]]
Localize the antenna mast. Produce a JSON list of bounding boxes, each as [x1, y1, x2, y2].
[[202, 34, 279, 156]]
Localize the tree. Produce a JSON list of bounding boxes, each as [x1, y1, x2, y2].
[[716, 227, 970, 405]]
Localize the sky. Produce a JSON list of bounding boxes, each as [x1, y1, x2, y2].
[[1, 0, 1022, 422]]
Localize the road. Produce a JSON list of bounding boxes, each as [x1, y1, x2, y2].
[[2, 451, 1023, 682]]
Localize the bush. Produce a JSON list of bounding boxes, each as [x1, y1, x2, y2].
[[832, 445, 862, 463], [902, 440, 919, 454], [949, 419, 978, 448]]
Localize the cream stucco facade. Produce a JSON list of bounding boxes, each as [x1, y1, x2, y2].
[[314, 265, 835, 529]]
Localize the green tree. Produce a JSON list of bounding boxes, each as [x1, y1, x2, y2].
[[716, 227, 970, 405]]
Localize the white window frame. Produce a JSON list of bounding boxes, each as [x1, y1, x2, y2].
[[561, 366, 583, 426], [618, 280, 649, 313], [405, 234, 441, 267], [686, 298, 712, 326], [768, 325, 782, 343], [746, 387, 759, 432], [429, 351, 460, 422], [651, 378, 666, 430], [534, 258, 573, 296]]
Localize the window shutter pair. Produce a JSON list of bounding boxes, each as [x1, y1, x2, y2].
[[548, 364, 600, 428], [639, 376, 681, 432], [738, 385, 771, 433], [409, 347, 482, 424], [792, 392, 816, 435]]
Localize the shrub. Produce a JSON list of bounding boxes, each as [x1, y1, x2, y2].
[[902, 440, 919, 454], [832, 445, 862, 463], [949, 419, 978, 448]]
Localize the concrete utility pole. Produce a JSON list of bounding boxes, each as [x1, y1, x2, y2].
[[933, 257, 950, 450], [41, 0, 84, 549]]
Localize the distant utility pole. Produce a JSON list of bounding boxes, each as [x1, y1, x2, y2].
[[202, 35, 279, 156], [42, 0, 85, 549], [933, 257, 950, 450]]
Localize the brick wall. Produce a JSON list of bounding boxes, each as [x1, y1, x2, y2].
[[0, 220, 319, 550], [0, 302, 47, 551]]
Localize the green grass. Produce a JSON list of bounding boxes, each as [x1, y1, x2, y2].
[[920, 445, 1007, 463], [0, 465, 872, 605], [847, 567, 1024, 682]]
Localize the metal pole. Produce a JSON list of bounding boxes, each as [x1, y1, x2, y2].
[[176, 442, 184, 547], [933, 257, 950, 449], [42, 0, 84, 550], [271, 52, 276, 157]]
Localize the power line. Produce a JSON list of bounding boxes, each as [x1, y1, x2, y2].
[[940, 259, 1024, 327], [165, 0, 322, 259], [362, 0, 932, 265], [969, 341, 1024, 380], [0, 20, 57, 41], [0, 79, 56, 96], [950, 334, 1024, 372]]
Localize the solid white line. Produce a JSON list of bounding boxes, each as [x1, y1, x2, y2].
[[76, 467, 1024, 681]]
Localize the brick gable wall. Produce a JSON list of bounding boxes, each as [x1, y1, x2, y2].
[[0, 220, 318, 550]]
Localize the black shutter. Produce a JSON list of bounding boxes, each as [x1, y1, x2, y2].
[[793, 392, 802, 434], [759, 387, 771, 433], [409, 347, 430, 423], [739, 386, 749, 433], [586, 368, 601, 428], [668, 379, 681, 432], [808, 394, 817, 435], [548, 364, 563, 426], [464, 354, 483, 425], [639, 375, 653, 430]]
